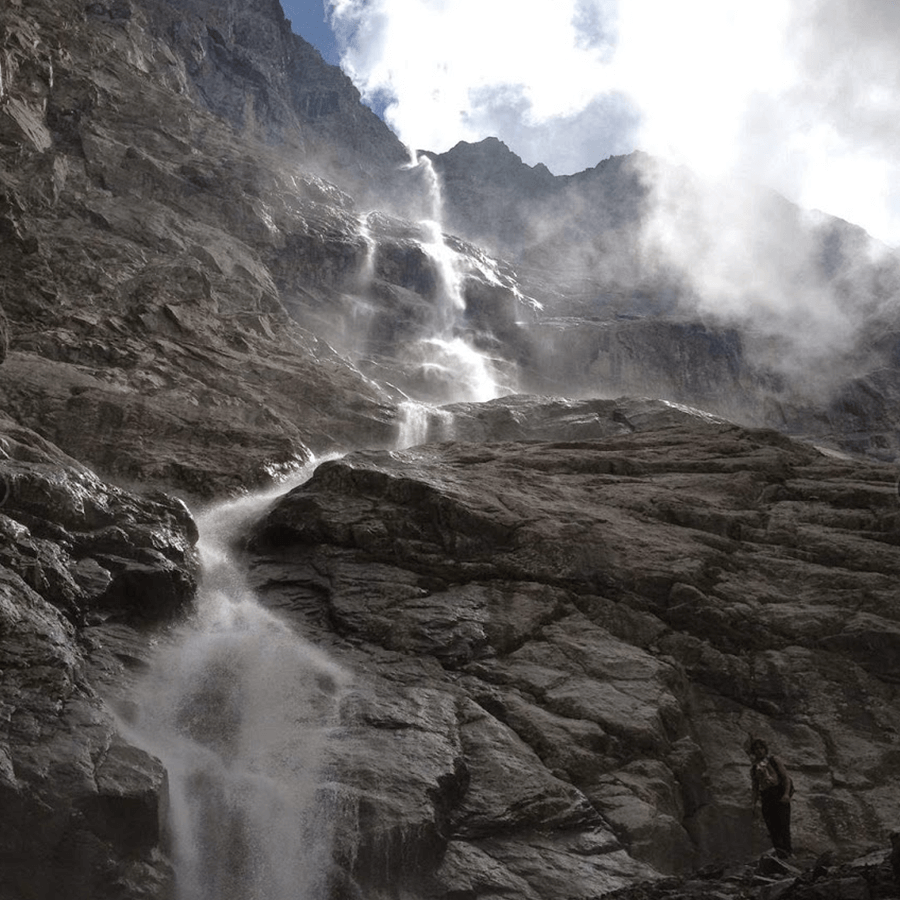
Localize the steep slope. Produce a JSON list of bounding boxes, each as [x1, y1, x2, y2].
[[137, 0, 411, 200], [0, 0, 521, 497], [1, 1, 900, 899], [0, 0, 393, 496], [249, 398, 900, 895]]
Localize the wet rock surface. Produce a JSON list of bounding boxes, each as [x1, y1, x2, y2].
[[0, 413, 198, 899], [600, 848, 900, 900], [247, 398, 900, 897]]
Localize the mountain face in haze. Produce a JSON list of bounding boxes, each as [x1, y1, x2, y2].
[[2, 0, 900, 898], [140, 0, 409, 191], [428, 136, 900, 460]]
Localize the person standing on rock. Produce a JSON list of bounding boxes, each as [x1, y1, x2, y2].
[[750, 737, 794, 859]]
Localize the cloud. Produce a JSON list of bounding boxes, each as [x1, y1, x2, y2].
[[771, 0, 900, 244], [572, 0, 618, 57], [462, 84, 640, 174], [327, 0, 635, 171], [641, 161, 858, 366], [328, 0, 900, 247]]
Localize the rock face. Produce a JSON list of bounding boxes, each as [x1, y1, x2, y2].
[[0, 412, 198, 899], [2, 0, 900, 898], [137, 0, 411, 202], [247, 397, 900, 897], [425, 138, 647, 285], [0, 0, 416, 499], [0, 0, 529, 497], [428, 139, 900, 461], [2, 0, 900, 492]]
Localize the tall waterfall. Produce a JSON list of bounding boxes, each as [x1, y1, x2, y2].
[[127, 463, 350, 900], [123, 154, 512, 898], [393, 151, 508, 403]]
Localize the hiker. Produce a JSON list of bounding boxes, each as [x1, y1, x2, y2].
[[750, 737, 794, 858]]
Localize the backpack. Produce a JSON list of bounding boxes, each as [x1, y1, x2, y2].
[[755, 756, 795, 796]]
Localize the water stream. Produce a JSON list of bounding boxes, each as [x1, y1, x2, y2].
[[128, 463, 350, 900], [127, 157, 504, 898], [395, 152, 508, 403]]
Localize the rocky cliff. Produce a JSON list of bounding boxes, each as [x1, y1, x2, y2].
[[428, 139, 900, 461], [1, 0, 900, 898], [248, 397, 900, 896]]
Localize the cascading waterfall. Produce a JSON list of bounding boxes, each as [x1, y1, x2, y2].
[[395, 151, 507, 402], [126, 462, 350, 900], [396, 399, 455, 448], [123, 152, 515, 898], [409, 151, 467, 331]]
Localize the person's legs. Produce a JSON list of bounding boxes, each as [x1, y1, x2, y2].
[[761, 794, 792, 857], [774, 802, 792, 857]]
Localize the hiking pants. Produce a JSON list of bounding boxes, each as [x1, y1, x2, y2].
[[761, 788, 792, 857]]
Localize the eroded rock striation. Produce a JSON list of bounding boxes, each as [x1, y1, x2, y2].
[[247, 398, 900, 896]]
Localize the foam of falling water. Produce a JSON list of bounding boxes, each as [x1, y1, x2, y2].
[[126, 461, 350, 900], [357, 211, 376, 288], [408, 152, 466, 324], [388, 151, 509, 402], [406, 147, 443, 224], [396, 399, 455, 448], [421, 336, 502, 402], [419, 219, 466, 328]]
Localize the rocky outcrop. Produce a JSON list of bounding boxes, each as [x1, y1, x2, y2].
[[3, 0, 900, 897], [0, 413, 199, 899], [603, 847, 900, 900], [0, 0, 533, 496], [428, 139, 900, 462], [2, 0, 900, 499], [246, 397, 900, 897], [137, 0, 411, 201]]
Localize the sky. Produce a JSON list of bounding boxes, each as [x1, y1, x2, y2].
[[281, 0, 341, 65], [280, 0, 900, 250]]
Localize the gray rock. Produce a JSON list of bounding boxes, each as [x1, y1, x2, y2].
[[3, 0, 900, 896], [248, 406, 900, 894], [0, 416, 197, 898]]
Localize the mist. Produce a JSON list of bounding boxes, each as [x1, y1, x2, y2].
[[327, 0, 900, 245], [324, 0, 900, 395]]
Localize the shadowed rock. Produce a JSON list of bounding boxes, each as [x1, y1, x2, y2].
[[0, 415, 199, 898], [248, 399, 900, 895]]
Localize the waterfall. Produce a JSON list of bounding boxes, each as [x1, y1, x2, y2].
[[410, 151, 467, 332], [126, 462, 350, 900], [354, 152, 509, 404], [121, 151, 517, 897], [396, 399, 455, 448], [356, 211, 376, 288]]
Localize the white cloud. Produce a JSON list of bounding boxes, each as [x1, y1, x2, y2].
[[328, 0, 900, 247], [327, 0, 634, 165]]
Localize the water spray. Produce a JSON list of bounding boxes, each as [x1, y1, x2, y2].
[[126, 463, 350, 900]]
